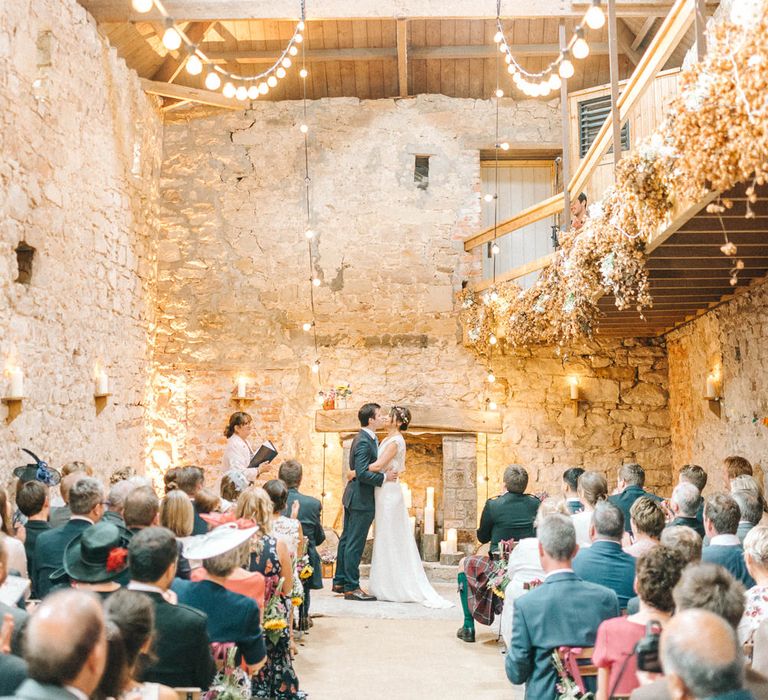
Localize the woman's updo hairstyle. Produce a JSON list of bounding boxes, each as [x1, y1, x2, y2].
[[390, 405, 411, 432], [225, 411, 252, 439], [263, 479, 288, 514]]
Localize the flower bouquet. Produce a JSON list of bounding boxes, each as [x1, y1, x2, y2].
[[290, 570, 304, 607], [203, 646, 251, 700], [318, 544, 337, 578], [335, 384, 352, 409], [297, 552, 313, 581], [262, 578, 289, 644], [552, 650, 594, 700]]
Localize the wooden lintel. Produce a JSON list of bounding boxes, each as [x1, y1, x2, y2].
[[397, 18, 409, 97], [140, 78, 242, 110], [315, 406, 503, 434]]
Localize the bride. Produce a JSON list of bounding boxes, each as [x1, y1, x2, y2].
[[350, 405, 452, 608]]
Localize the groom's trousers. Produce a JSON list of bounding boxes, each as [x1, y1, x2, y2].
[[334, 506, 375, 592]]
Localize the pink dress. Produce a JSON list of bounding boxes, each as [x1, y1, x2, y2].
[[592, 617, 647, 697]]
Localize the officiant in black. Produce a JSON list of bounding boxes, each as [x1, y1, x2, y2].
[[280, 459, 325, 630]]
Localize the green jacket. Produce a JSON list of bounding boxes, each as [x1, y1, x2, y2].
[[477, 492, 540, 553]]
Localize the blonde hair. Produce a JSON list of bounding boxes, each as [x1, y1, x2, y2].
[[744, 525, 768, 567], [61, 461, 94, 478], [534, 498, 569, 528], [160, 490, 194, 537], [577, 471, 608, 507], [235, 487, 273, 533]]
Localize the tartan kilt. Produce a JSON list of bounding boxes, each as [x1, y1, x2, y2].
[[464, 554, 503, 626]]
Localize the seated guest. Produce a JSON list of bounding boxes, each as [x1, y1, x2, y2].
[[594, 546, 686, 699], [678, 463, 708, 527], [265, 479, 303, 558], [608, 463, 662, 533], [48, 472, 81, 529], [725, 454, 754, 486], [0, 537, 28, 657], [159, 490, 194, 580], [221, 470, 249, 509], [101, 590, 177, 700], [165, 466, 208, 535], [732, 475, 768, 528], [573, 501, 637, 609], [0, 488, 26, 578], [668, 481, 706, 538], [661, 525, 703, 563], [739, 526, 768, 645], [60, 521, 130, 598], [16, 589, 107, 700], [16, 481, 50, 596], [281, 459, 325, 630], [127, 527, 216, 689], [572, 471, 608, 547], [735, 490, 763, 543], [194, 488, 221, 518], [0, 640, 27, 695], [457, 465, 540, 642], [124, 486, 160, 533], [702, 493, 755, 588], [661, 609, 752, 700], [34, 476, 105, 597], [174, 525, 267, 673], [624, 496, 665, 558], [562, 467, 585, 514], [103, 480, 135, 528], [505, 514, 619, 698]]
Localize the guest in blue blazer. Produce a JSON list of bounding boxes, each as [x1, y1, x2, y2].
[[702, 492, 755, 588], [667, 481, 706, 539], [608, 463, 662, 533], [678, 463, 708, 529], [505, 513, 619, 699], [572, 500, 637, 609]]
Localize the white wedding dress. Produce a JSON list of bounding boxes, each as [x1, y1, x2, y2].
[[369, 433, 453, 608]]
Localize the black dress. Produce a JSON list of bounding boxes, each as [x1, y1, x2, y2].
[[248, 534, 306, 700]]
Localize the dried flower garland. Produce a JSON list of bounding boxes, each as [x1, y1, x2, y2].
[[460, 4, 768, 350]]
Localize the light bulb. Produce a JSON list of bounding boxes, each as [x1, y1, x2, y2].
[[505, 53, 512, 65], [299, 68, 308, 78], [488, 401, 498, 411], [499, 43, 507, 54], [162, 26, 181, 51], [302, 322, 312, 332], [305, 228, 315, 239], [495, 88, 504, 98], [186, 54, 203, 75], [494, 31, 504, 44], [490, 290, 499, 301], [289, 45, 299, 56], [258, 82, 269, 94], [491, 243, 500, 255], [513, 72, 522, 84], [572, 37, 590, 60], [295, 33, 304, 43], [235, 86, 248, 101], [205, 72, 221, 90], [500, 142, 510, 151], [311, 361, 320, 373], [247, 85, 259, 100], [131, 0, 154, 13], [487, 371, 496, 384], [300, 124, 309, 134], [267, 75, 277, 88], [540, 83, 551, 97], [484, 193, 494, 202], [585, 0, 606, 30], [507, 64, 516, 75], [489, 334, 497, 345], [298, 20, 305, 31], [548, 73, 562, 90], [312, 278, 321, 287], [222, 82, 236, 98], [276, 67, 286, 79], [282, 57, 292, 68], [559, 55, 575, 79]]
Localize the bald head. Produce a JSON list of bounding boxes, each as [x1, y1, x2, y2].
[[661, 609, 744, 699], [25, 590, 106, 693]]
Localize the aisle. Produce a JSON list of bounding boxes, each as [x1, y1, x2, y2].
[[293, 581, 524, 699]]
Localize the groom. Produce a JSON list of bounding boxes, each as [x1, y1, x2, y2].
[[333, 402, 393, 601]]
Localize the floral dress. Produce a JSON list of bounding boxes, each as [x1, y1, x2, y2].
[[739, 585, 768, 644], [248, 534, 306, 700]]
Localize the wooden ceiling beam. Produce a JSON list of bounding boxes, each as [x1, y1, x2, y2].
[[397, 18, 409, 97], [140, 78, 242, 109], [632, 16, 657, 48], [617, 19, 643, 66]]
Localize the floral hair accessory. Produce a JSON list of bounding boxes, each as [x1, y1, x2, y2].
[[106, 547, 129, 573]]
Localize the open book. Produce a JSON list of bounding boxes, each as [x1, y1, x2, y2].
[[249, 440, 278, 469]]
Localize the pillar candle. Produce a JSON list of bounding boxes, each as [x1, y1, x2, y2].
[[424, 506, 435, 535], [440, 541, 449, 556], [447, 528, 458, 554], [705, 374, 717, 399], [10, 369, 23, 398], [96, 371, 109, 396], [426, 486, 435, 509], [237, 376, 247, 399], [569, 380, 579, 400]]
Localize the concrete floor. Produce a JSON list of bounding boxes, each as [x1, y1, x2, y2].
[[293, 581, 524, 700]]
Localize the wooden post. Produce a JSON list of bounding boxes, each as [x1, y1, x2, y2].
[[607, 0, 623, 172], [397, 18, 409, 97], [694, 0, 707, 61], [559, 22, 571, 233]]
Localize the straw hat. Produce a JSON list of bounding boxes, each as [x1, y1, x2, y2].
[[180, 522, 258, 560]]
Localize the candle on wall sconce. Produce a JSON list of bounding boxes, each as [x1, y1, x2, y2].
[[3, 367, 25, 423], [704, 371, 722, 418], [705, 373, 718, 400], [236, 376, 247, 399], [568, 376, 581, 416], [96, 370, 109, 396], [9, 368, 24, 398]]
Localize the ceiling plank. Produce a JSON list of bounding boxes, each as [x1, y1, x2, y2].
[[153, 21, 213, 83], [617, 19, 643, 66], [632, 16, 657, 48], [397, 18, 409, 96], [140, 78, 242, 109]]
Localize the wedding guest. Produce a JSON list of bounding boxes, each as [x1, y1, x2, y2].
[[221, 470, 249, 506], [222, 412, 272, 483], [0, 536, 28, 656], [265, 479, 303, 558], [281, 459, 325, 631], [127, 527, 216, 689], [593, 546, 686, 699], [102, 590, 178, 700], [702, 492, 755, 588], [624, 496, 665, 557], [678, 463, 708, 526], [608, 463, 662, 533], [0, 487, 27, 578], [18, 589, 107, 700], [123, 486, 160, 533], [738, 526, 768, 645], [661, 525, 703, 563], [732, 475, 768, 527], [563, 467, 585, 514], [505, 514, 619, 698], [725, 455, 753, 484], [35, 476, 105, 597], [572, 471, 608, 547], [0, 614, 27, 694], [661, 609, 751, 700], [573, 500, 637, 609], [103, 480, 135, 528], [571, 192, 588, 230], [735, 490, 763, 543], [48, 473, 80, 529], [60, 461, 94, 479], [165, 466, 207, 535], [61, 521, 130, 598], [236, 487, 302, 700], [667, 481, 706, 538], [174, 525, 267, 673], [159, 490, 193, 580], [194, 488, 221, 518], [16, 481, 50, 594]]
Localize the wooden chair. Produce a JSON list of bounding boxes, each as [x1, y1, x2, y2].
[[174, 688, 200, 700]]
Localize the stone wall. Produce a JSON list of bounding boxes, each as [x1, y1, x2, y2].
[[0, 0, 162, 481], [667, 280, 768, 492], [153, 95, 674, 519]]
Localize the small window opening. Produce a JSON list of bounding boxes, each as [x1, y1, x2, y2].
[[15, 242, 35, 285], [414, 156, 430, 190]]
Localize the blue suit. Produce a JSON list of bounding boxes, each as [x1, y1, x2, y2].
[[506, 571, 619, 699], [572, 540, 636, 609], [608, 485, 662, 532], [33, 518, 91, 598], [702, 544, 755, 588]]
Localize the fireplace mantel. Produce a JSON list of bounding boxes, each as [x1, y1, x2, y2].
[[314, 405, 502, 434]]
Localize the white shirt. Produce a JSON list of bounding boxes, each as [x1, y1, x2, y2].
[[128, 581, 177, 604], [362, 427, 377, 442], [544, 567, 575, 580], [222, 434, 254, 472], [571, 509, 593, 547], [64, 687, 89, 700], [711, 534, 741, 546]]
